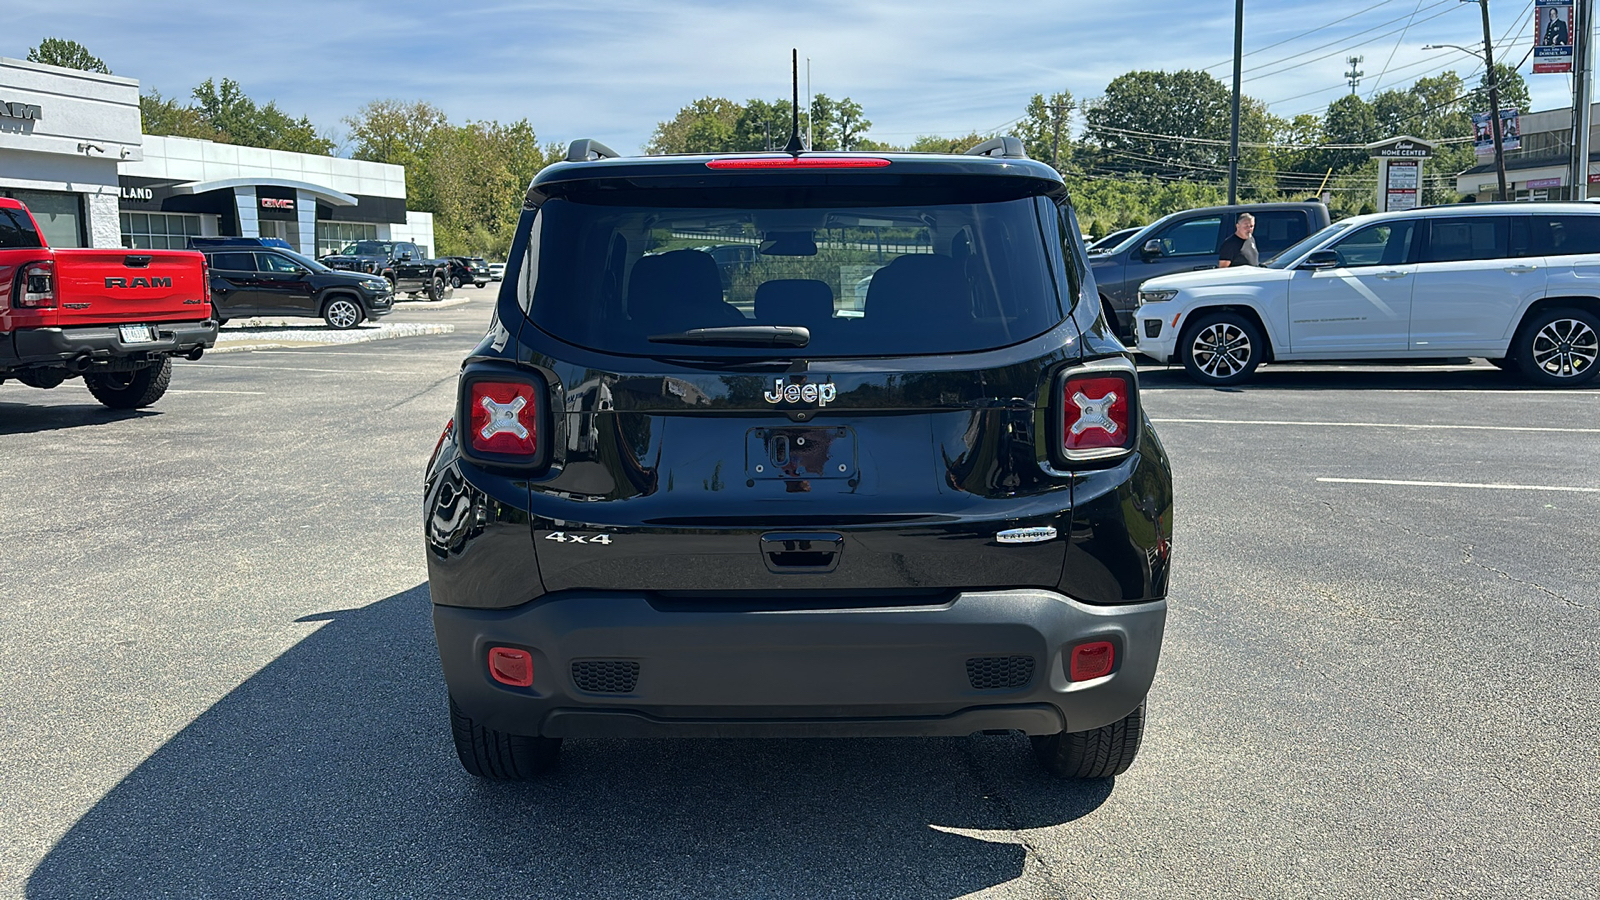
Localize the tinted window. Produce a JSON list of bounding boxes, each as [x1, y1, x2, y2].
[[1531, 215, 1600, 255], [1423, 216, 1508, 263], [0, 207, 42, 249], [257, 252, 301, 274], [212, 252, 256, 272], [1156, 217, 1222, 257], [524, 190, 1067, 358], [1330, 221, 1415, 267], [343, 241, 394, 256], [1251, 211, 1310, 258]]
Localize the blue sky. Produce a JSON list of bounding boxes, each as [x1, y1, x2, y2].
[[7, 0, 1575, 155]]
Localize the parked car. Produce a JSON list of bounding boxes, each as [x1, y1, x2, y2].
[[1091, 202, 1331, 339], [445, 256, 491, 289], [425, 135, 1173, 782], [1133, 202, 1600, 386], [320, 240, 449, 300], [488, 262, 505, 281], [1087, 226, 1142, 253], [196, 240, 395, 329], [1, 198, 214, 409]]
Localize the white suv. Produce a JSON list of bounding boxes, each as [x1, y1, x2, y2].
[[1132, 202, 1600, 387]]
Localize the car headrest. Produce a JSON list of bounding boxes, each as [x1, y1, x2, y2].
[[863, 253, 970, 322], [754, 279, 835, 325], [626, 249, 738, 333]]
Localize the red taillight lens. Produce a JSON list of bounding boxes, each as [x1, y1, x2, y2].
[[468, 381, 538, 456], [705, 156, 891, 169], [488, 646, 534, 687], [1070, 641, 1115, 681], [201, 255, 214, 314], [1060, 370, 1136, 460], [16, 260, 56, 309]]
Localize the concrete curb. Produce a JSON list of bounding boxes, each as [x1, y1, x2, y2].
[[211, 323, 455, 354]]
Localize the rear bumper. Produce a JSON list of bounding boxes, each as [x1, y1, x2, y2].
[[3, 320, 218, 370], [435, 589, 1166, 739]]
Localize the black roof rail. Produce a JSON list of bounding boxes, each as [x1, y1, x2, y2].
[[964, 136, 1028, 159], [566, 139, 621, 162]]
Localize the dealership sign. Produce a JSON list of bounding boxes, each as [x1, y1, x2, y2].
[[1, 100, 43, 119], [1535, 0, 1575, 74], [260, 198, 295, 210]]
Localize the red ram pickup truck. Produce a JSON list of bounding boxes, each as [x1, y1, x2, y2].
[[1, 198, 217, 409]]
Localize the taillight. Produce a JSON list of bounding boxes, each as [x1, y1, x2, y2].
[[457, 369, 548, 470], [1056, 363, 1138, 464], [705, 156, 891, 169], [201, 255, 214, 315], [15, 260, 56, 309]]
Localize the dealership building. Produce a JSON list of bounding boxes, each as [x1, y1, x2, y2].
[[0, 56, 432, 256]]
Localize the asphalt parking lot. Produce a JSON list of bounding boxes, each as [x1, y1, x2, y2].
[[3, 291, 1597, 898]]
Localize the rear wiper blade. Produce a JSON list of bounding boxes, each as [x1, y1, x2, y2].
[[648, 325, 810, 347]]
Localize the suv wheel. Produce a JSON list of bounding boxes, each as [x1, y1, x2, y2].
[[428, 276, 447, 302], [1031, 702, 1145, 779], [84, 358, 173, 409], [450, 275, 463, 289], [1182, 312, 1264, 386], [449, 696, 561, 780], [1514, 307, 1600, 386], [323, 297, 364, 330]]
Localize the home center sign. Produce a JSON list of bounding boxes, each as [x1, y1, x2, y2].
[[1366, 136, 1435, 212]]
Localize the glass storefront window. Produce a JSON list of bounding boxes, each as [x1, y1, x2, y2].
[[1, 189, 85, 248], [120, 212, 202, 249], [316, 221, 379, 257]]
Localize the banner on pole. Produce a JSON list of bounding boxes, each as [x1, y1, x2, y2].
[[1473, 109, 1522, 157], [1535, 0, 1575, 73]]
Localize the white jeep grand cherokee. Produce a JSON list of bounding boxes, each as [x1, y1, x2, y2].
[[1133, 202, 1600, 387]]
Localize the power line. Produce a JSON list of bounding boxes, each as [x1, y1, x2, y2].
[[1366, 0, 1428, 97], [1243, 4, 1465, 83], [1202, 0, 1402, 71], [1239, 1, 1456, 77]]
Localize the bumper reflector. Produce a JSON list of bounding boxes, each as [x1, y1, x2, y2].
[[488, 646, 534, 687], [1070, 641, 1115, 681]]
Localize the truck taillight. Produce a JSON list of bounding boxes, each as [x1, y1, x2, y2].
[[1055, 362, 1138, 464], [201, 255, 214, 315], [457, 368, 549, 470], [15, 260, 56, 309]]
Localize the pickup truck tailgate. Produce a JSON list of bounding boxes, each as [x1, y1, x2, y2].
[[51, 249, 210, 325]]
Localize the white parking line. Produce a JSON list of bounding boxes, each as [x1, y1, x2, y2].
[[1150, 418, 1600, 434], [1318, 477, 1600, 493]]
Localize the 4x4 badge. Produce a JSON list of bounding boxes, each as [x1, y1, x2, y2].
[[763, 378, 837, 406]]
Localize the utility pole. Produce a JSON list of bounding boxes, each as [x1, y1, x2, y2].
[[1344, 55, 1365, 93], [1229, 0, 1243, 205], [1477, 0, 1509, 201], [1574, 0, 1594, 199], [1050, 100, 1068, 170]]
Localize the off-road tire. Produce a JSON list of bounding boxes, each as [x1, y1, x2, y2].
[[1513, 307, 1600, 387], [84, 358, 173, 410], [1181, 311, 1265, 386], [1030, 702, 1144, 779], [427, 275, 446, 302], [449, 696, 561, 780], [323, 296, 363, 330]]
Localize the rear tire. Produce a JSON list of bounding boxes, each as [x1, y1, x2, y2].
[[449, 696, 561, 780], [84, 358, 172, 409], [1514, 307, 1600, 386], [427, 276, 446, 302], [1181, 311, 1264, 386], [450, 275, 463, 289], [1030, 702, 1145, 779]]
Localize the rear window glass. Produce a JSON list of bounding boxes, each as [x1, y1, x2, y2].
[[212, 252, 255, 272], [522, 192, 1067, 358], [1423, 216, 1508, 263], [0, 207, 42, 249]]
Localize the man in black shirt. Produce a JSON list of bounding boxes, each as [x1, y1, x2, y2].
[[1218, 213, 1258, 267]]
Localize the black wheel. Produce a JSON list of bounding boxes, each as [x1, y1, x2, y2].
[[1514, 307, 1600, 386], [428, 276, 447, 301], [1181, 311, 1264, 386], [323, 296, 364, 329], [449, 696, 561, 780], [1030, 702, 1144, 779], [450, 275, 463, 289], [84, 358, 172, 410]]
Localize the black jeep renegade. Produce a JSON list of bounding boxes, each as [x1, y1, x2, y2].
[[425, 137, 1173, 780]]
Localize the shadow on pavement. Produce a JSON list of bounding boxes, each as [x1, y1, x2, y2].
[[1135, 361, 1544, 392], [0, 399, 153, 435], [28, 585, 1112, 899]]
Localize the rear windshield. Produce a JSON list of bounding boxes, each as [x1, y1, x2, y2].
[[522, 189, 1067, 358], [0, 207, 43, 249]]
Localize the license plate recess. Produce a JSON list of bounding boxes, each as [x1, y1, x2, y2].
[[746, 426, 856, 480]]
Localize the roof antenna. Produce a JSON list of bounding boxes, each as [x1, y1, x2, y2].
[[783, 49, 805, 154]]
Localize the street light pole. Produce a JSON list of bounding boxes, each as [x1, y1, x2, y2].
[[1573, 0, 1593, 200], [1229, 0, 1244, 205], [1477, 0, 1509, 201]]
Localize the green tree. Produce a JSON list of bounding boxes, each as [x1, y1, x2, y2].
[[1081, 70, 1233, 179], [139, 89, 213, 140], [645, 97, 741, 154], [1473, 63, 1530, 115], [189, 78, 334, 155], [1017, 91, 1074, 168], [27, 38, 110, 73], [345, 99, 449, 209], [806, 94, 873, 150], [905, 132, 992, 154]]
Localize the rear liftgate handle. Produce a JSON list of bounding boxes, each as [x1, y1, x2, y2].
[[761, 532, 843, 573]]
